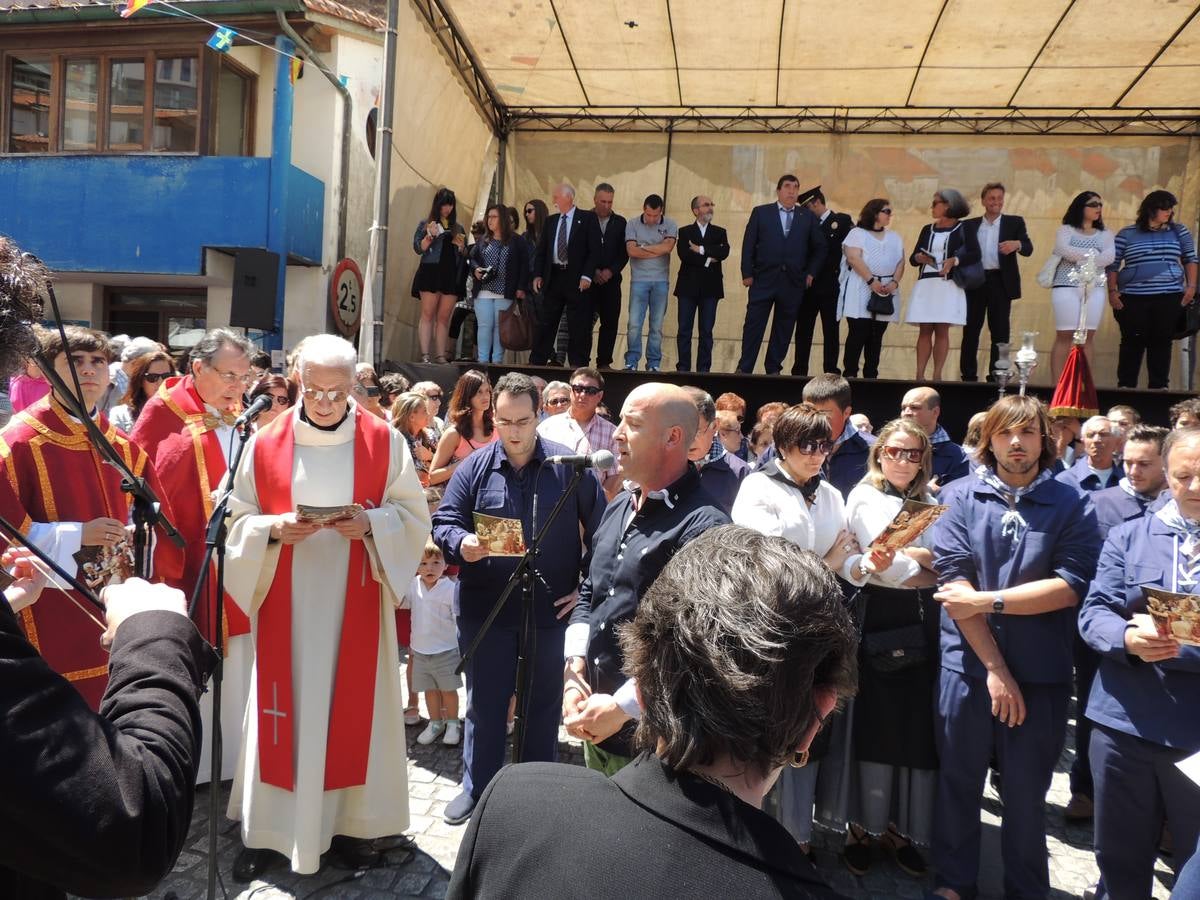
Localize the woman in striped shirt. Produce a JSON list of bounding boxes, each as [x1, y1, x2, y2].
[[1106, 190, 1198, 389]]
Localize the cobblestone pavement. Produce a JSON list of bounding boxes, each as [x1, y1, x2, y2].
[[153, 688, 1176, 900]]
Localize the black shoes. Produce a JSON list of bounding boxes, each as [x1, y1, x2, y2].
[[232, 846, 282, 883], [328, 834, 382, 870]]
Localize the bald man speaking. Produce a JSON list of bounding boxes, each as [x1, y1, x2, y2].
[[562, 384, 729, 774]]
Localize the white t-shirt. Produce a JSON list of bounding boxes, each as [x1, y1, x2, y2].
[[405, 576, 459, 655]]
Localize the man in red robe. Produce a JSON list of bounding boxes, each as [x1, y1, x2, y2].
[[131, 326, 256, 780], [0, 326, 182, 710]]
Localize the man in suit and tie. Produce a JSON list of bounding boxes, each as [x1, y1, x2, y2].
[[674, 195, 729, 372], [590, 183, 629, 370], [793, 186, 853, 377], [532, 183, 602, 367], [960, 182, 1034, 382], [738, 174, 827, 375]]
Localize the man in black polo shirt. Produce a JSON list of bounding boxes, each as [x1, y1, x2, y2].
[[562, 383, 729, 774]]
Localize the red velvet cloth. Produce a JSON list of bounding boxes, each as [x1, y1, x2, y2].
[[1049, 344, 1099, 419]]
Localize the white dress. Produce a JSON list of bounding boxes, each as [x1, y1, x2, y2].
[[838, 227, 905, 323], [905, 227, 967, 325], [1051, 225, 1116, 331]]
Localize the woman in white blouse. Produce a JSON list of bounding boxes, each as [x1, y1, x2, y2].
[[1050, 191, 1116, 382], [732, 403, 888, 862], [820, 417, 940, 879], [838, 199, 905, 379]]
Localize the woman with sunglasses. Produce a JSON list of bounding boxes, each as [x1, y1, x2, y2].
[[731, 402, 881, 863], [412, 187, 467, 364], [411, 381, 446, 441], [246, 375, 295, 432], [1108, 189, 1199, 389], [541, 380, 570, 417], [818, 418, 940, 880], [110, 350, 174, 433], [1049, 192, 1115, 382], [428, 370, 497, 487], [838, 199, 905, 379], [907, 189, 979, 381]]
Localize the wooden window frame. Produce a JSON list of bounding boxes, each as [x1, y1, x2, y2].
[[103, 285, 208, 348], [210, 53, 256, 157]]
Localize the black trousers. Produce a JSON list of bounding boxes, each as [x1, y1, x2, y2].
[[961, 270, 1012, 381], [1114, 291, 1181, 389], [591, 277, 623, 368], [737, 290, 802, 374], [842, 317, 888, 379], [791, 281, 841, 375], [676, 295, 719, 372], [531, 271, 594, 366]]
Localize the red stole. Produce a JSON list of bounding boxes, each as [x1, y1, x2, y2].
[[253, 408, 391, 791]]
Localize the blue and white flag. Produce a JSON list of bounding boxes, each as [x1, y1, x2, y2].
[[207, 26, 236, 53]]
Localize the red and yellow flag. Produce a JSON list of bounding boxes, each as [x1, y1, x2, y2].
[[120, 0, 153, 18]]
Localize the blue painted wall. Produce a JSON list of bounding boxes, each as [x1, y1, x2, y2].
[[0, 155, 324, 273]]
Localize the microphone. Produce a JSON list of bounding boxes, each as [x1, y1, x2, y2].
[[234, 393, 274, 428], [545, 449, 615, 469]]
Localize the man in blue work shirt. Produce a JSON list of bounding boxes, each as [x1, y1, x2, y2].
[[1079, 425, 1200, 900], [433, 372, 605, 825], [1056, 415, 1124, 494], [560, 382, 728, 774], [682, 385, 747, 516], [900, 386, 971, 490], [930, 394, 1099, 900]]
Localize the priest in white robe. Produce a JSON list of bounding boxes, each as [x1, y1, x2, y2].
[[223, 334, 430, 879]]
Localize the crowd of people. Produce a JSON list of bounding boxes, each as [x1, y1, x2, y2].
[[413, 179, 1200, 391], [3, 286, 1200, 897]]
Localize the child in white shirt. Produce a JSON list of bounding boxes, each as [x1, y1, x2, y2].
[[403, 541, 462, 746]]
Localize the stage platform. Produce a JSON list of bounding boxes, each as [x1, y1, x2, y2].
[[394, 361, 1195, 441]]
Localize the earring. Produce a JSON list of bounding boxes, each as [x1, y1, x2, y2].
[[790, 749, 809, 768]]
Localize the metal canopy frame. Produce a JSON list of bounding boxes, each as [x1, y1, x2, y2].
[[415, 0, 1200, 138]]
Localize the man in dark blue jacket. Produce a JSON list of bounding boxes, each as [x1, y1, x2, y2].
[[900, 386, 971, 490], [1056, 415, 1124, 494], [683, 386, 747, 515], [432, 373, 604, 825], [737, 174, 827, 374], [802, 374, 873, 498]]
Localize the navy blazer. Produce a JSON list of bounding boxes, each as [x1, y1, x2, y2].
[[533, 208, 603, 285], [740, 203, 827, 301], [594, 213, 629, 283], [468, 237, 532, 299], [931, 435, 971, 486], [1080, 513, 1200, 750]]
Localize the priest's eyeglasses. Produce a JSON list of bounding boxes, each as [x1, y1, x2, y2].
[[301, 388, 350, 403], [880, 446, 923, 463], [210, 367, 254, 385]]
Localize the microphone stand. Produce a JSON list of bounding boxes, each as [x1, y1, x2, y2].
[[457, 463, 587, 763], [189, 411, 259, 900]]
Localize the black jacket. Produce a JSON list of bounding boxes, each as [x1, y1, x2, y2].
[[962, 214, 1034, 299], [910, 222, 982, 277], [533, 207, 603, 285], [674, 222, 730, 299], [448, 754, 848, 900], [468, 236, 532, 299], [594, 212, 629, 283], [812, 210, 855, 291], [0, 605, 212, 900]]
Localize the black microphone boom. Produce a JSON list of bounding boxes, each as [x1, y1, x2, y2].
[[234, 393, 273, 428], [544, 450, 615, 469]]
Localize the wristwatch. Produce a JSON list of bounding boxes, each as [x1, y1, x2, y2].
[[992, 593, 1006, 614]]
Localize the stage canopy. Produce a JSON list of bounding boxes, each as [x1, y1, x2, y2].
[[419, 0, 1200, 135]]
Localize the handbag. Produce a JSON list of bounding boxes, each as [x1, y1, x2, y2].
[[951, 258, 986, 291], [861, 590, 928, 674], [1174, 300, 1200, 340], [1036, 254, 1061, 289], [498, 296, 534, 351], [865, 290, 894, 317]]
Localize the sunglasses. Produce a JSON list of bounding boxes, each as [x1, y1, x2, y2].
[[795, 439, 833, 456], [880, 446, 923, 463], [524, 208, 535, 214], [426, 392, 443, 401], [880, 207, 893, 215], [1085, 200, 1104, 209], [267, 394, 290, 406], [301, 388, 349, 403], [143, 371, 170, 383], [546, 397, 570, 407], [571, 384, 602, 396]]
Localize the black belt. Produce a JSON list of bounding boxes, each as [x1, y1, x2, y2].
[[552, 263, 569, 270]]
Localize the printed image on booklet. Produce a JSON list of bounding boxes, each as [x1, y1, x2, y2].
[[73, 539, 136, 591], [473, 512, 526, 557], [296, 504, 364, 525], [1143, 587, 1200, 647], [868, 499, 949, 552]]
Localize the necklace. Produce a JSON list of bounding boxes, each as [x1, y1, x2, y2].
[[690, 770, 736, 796]]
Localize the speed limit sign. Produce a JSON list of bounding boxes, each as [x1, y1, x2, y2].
[[329, 258, 363, 337]]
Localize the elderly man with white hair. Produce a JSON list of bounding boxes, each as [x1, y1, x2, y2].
[[1055, 415, 1124, 494], [222, 333, 431, 881], [530, 182, 602, 366]]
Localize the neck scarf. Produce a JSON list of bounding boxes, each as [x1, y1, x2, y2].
[[975, 464, 1054, 543], [929, 425, 951, 446], [1155, 498, 1200, 588], [1118, 476, 1158, 505]]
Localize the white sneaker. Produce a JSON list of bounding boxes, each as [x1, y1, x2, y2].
[[417, 720, 445, 745], [442, 720, 461, 746]]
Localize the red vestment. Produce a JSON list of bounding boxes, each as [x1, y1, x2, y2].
[[0, 395, 182, 709], [132, 375, 249, 645]]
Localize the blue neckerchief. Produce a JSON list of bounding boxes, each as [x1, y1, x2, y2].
[[929, 425, 951, 446], [1155, 498, 1200, 588], [699, 433, 725, 467], [975, 464, 1055, 543]]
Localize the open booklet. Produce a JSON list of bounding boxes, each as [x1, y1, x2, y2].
[[73, 539, 136, 592], [473, 512, 526, 557], [1143, 586, 1200, 647], [868, 498, 949, 553], [296, 503, 364, 525]]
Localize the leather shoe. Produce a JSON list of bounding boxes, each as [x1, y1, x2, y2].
[[444, 790, 476, 825], [232, 846, 279, 883], [328, 834, 381, 870], [1064, 793, 1094, 823]]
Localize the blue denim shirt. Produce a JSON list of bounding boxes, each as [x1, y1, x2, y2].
[[432, 437, 605, 629], [1080, 513, 1200, 750], [412, 219, 465, 266], [932, 469, 1099, 684], [1055, 456, 1124, 494]]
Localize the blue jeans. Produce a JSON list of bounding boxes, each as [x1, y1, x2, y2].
[[474, 294, 512, 363], [625, 280, 668, 369]]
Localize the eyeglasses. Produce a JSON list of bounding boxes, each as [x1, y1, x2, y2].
[[143, 371, 170, 383], [545, 397, 570, 408], [267, 394, 290, 406], [425, 391, 443, 401], [208, 367, 253, 385], [571, 384, 602, 396], [301, 388, 350, 403], [718, 427, 742, 436], [795, 439, 833, 456], [880, 208, 893, 215], [495, 417, 535, 428], [524, 207, 535, 214], [1085, 200, 1104, 209], [880, 446, 923, 463]]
